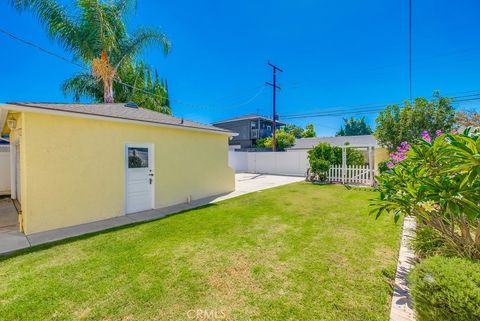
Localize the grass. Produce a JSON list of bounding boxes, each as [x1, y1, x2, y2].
[[0, 183, 401, 321]]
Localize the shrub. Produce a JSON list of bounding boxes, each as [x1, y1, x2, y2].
[[259, 129, 295, 151], [370, 128, 480, 259], [411, 224, 447, 259], [307, 142, 365, 181], [408, 256, 480, 321], [377, 160, 390, 174]]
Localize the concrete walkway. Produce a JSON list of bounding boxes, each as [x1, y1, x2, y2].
[[390, 216, 417, 321], [0, 173, 303, 255]]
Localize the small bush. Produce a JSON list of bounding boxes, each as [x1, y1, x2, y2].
[[411, 225, 447, 259], [408, 256, 480, 321], [377, 160, 389, 174]]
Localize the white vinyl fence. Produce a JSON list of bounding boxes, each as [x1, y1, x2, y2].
[[0, 145, 10, 194], [229, 150, 309, 177], [229, 151, 375, 186]]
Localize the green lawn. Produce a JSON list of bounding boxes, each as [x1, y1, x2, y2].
[[0, 183, 401, 321]]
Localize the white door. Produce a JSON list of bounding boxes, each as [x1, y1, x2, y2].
[[125, 145, 154, 214], [15, 143, 21, 204]]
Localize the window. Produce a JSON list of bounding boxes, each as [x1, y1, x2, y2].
[[251, 121, 257, 129], [267, 125, 272, 132], [128, 147, 149, 168]]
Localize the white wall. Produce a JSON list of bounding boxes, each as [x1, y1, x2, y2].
[[229, 150, 309, 176], [0, 146, 10, 194]]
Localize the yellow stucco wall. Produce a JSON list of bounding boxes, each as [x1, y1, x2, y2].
[[19, 111, 234, 234], [374, 147, 389, 169]]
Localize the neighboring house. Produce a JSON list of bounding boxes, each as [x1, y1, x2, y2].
[[0, 102, 235, 235], [287, 135, 379, 150], [286, 135, 389, 168], [213, 114, 285, 148]]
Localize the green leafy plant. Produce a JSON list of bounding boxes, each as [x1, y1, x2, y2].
[[371, 127, 480, 259], [307, 142, 365, 182], [283, 124, 304, 138], [10, 0, 171, 111], [301, 124, 316, 138], [375, 93, 455, 152], [336, 116, 373, 136], [411, 224, 448, 259], [377, 160, 390, 174], [408, 256, 480, 321], [258, 129, 295, 151]]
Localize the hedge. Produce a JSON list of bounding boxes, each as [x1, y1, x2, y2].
[[408, 256, 480, 321]]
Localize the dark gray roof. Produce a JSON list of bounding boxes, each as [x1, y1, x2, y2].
[[6, 102, 231, 134], [213, 114, 285, 125], [287, 135, 379, 150]]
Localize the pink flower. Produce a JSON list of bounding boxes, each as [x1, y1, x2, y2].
[[386, 161, 395, 169], [397, 141, 411, 153], [435, 130, 443, 137], [421, 130, 431, 143]]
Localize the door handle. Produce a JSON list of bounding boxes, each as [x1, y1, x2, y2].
[[149, 173, 154, 176]]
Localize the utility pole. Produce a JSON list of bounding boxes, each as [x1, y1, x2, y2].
[[409, 0, 413, 102], [266, 61, 283, 152]]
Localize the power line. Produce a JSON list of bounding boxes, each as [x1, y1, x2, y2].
[[0, 27, 86, 70], [2, 26, 479, 121], [279, 92, 480, 120], [282, 46, 480, 92], [409, 0, 413, 102], [0, 26, 266, 110]]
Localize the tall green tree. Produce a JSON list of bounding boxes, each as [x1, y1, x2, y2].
[[283, 124, 304, 138], [10, 0, 171, 111], [336, 117, 373, 136], [301, 123, 316, 138], [256, 129, 295, 151], [375, 93, 455, 151]]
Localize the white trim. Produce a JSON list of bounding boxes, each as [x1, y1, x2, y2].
[[0, 104, 236, 137], [0, 109, 7, 133], [10, 138, 19, 200], [124, 143, 155, 214]]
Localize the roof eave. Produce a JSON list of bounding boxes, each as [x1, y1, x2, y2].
[[0, 103, 237, 137]]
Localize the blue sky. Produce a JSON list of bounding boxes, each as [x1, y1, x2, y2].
[[1, 0, 480, 136]]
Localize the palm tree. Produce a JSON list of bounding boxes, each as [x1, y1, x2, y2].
[[10, 0, 170, 105], [62, 62, 171, 113]]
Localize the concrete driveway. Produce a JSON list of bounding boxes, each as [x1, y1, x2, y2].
[[213, 173, 304, 202], [0, 173, 304, 255]]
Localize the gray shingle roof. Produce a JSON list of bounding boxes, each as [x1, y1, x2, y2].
[[287, 135, 379, 150], [213, 114, 285, 125], [6, 102, 231, 134]]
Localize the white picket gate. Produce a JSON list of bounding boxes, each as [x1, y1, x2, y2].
[[327, 164, 373, 186]]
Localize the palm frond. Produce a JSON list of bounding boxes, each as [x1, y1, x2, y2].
[[62, 72, 102, 102], [113, 0, 137, 15], [115, 27, 170, 69], [10, 0, 78, 53]]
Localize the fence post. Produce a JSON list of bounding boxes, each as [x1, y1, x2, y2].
[[342, 146, 347, 184], [368, 146, 374, 186]]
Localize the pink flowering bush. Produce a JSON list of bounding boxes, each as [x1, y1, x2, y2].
[[371, 127, 480, 259]]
